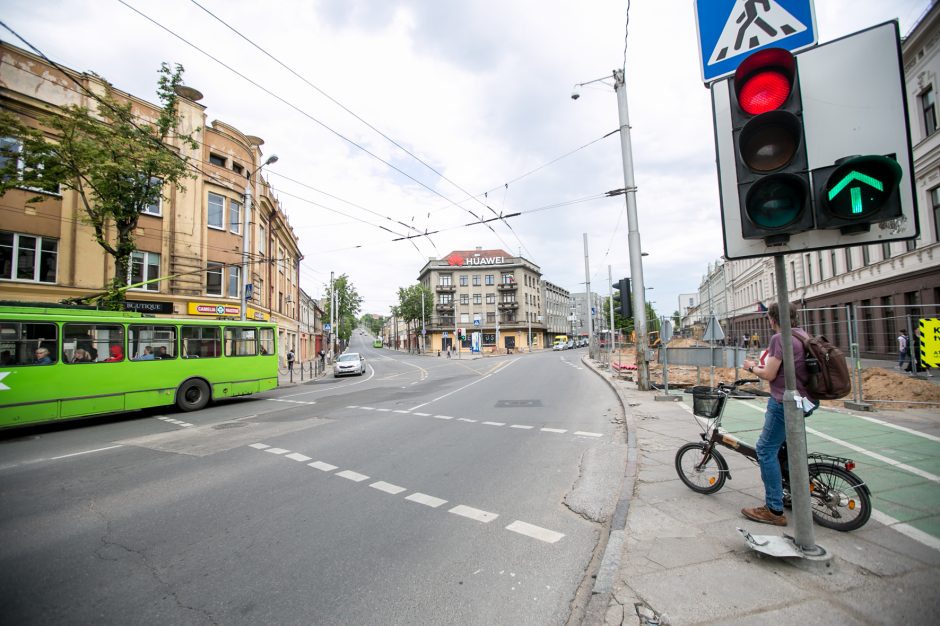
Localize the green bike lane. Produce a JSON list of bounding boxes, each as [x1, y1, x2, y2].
[[679, 394, 940, 546]]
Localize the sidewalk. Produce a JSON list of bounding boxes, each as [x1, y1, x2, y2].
[[581, 356, 940, 626]]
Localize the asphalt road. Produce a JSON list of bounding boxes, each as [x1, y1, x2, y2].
[[0, 332, 626, 625]]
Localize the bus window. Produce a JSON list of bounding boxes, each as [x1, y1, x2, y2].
[[63, 323, 123, 363], [182, 326, 221, 358], [259, 327, 275, 355], [0, 321, 58, 366], [129, 325, 176, 361], [225, 327, 258, 356]]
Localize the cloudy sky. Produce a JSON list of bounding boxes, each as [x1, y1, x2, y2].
[[1, 0, 932, 318]]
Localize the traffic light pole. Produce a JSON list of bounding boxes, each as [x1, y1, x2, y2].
[[613, 69, 650, 391], [773, 255, 824, 557]]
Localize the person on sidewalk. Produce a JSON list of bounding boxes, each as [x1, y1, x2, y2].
[[741, 302, 818, 526], [897, 329, 910, 371]]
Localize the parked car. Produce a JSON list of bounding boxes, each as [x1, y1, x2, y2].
[[552, 342, 566, 351], [566, 339, 575, 350], [334, 352, 365, 377]]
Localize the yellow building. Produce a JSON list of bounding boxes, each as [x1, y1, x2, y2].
[[0, 42, 302, 349], [417, 248, 546, 353]]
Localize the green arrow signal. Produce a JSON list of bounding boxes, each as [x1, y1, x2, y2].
[[828, 170, 884, 214]]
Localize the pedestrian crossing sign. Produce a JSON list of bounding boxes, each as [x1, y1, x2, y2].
[[695, 0, 817, 83]]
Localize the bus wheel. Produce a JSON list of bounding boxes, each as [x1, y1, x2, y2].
[[177, 379, 210, 412]]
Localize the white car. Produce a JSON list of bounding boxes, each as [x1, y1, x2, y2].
[[334, 352, 365, 377]]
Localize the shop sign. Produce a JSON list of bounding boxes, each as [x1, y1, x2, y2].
[[125, 300, 173, 314], [188, 302, 240, 316]]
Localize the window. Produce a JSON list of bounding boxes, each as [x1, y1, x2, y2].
[[129, 251, 160, 291], [804, 254, 813, 285], [830, 250, 837, 277], [440, 274, 452, 286], [459, 294, 469, 305], [460, 313, 470, 323], [501, 273, 513, 284], [485, 275, 494, 286], [258, 223, 266, 255], [882, 242, 891, 261], [63, 323, 124, 363], [260, 327, 275, 355], [207, 262, 223, 296], [862, 245, 870, 266], [439, 294, 453, 305], [225, 327, 258, 356], [472, 275, 480, 286], [845, 248, 853, 272], [486, 312, 495, 323], [922, 86, 937, 137], [0, 232, 58, 283], [459, 275, 468, 286], [209, 153, 226, 167], [473, 294, 482, 305], [486, 293, 496, 304], [128, 325, 176, 360], [0, 321, 57, 366], [0, 137, 59, 193], [231, 162, 244, 175], [229, 199, 242, 234], [227, 265, 241, 298], [182, 325, 221, 358], [932, 186, 940, 242], [208, 192, 225, 229], [141, 176, 163, 216]]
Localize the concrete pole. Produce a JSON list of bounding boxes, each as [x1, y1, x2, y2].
[[582, 233, 592, 354], [608, 265, 615, 364], [240, 155, 278, 321], [613, 69, 650, 390]]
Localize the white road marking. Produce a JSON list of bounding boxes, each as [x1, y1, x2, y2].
[[376, 408, 391, 412], [541, 428, 567, 434], [405, 492, 448, 508], [249, 443, 270, 449], [336, 470, 369, 482], [265, 398, 316, 405], [505, 520, 565, 544], [265, 448, 289, 455], [482, 421, 505, 427], [370, 481, 407, 495], [574, 431, 603, 438], [434, 415, 454, 420], [49, 445, 124, 460], [346, 405, 359, 409], [871, 510, 940, 552], [285, 453, 312, 462], [360, 407, 375, 411], [449, 505, 499, 523], [393, 410, 410, 414], [414, 412, 431, 416], [851, 415, 940, 443], [510, 424, 534, 430], [458, 418, 477, 423], [309, 461, 338, 472]]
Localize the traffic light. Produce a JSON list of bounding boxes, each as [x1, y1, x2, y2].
[[812, 154, 903, 234], [731, 47, 813, 245], [613, 278, 632, 318], [457, 327, 466, 341]]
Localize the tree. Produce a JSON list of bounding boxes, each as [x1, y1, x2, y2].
[[0, 63, 198, 309], [396, 284, 433, 353], [324, 274, 362, 345]]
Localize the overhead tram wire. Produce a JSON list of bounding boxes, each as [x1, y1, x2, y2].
[[187, 0, 526, 255], [114, 0, 505, 252]]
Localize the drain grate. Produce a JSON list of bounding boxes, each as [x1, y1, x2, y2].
[[212, 422, 249, 430], [494, 399, 543, 408]]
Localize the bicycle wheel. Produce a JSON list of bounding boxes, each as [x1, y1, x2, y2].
[[805, 464, 872, 532], [675, 443, 727, 494]]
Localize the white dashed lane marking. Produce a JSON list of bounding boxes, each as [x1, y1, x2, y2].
[[157, 416, 194, 428], [248, 443, 566, 545]]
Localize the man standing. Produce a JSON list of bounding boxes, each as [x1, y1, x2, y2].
[[897, 329, 910, 371], [740, 302, 818, 526], [286, 348, 295, 373]]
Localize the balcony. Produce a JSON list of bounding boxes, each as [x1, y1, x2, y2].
[[436, 284, 456, 293], [436, 302, 455, 311], [498, 301, 519, 309], [497, 282, 517, 291]]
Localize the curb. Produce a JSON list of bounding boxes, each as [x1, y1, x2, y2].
[[580, 355, 639, 625]]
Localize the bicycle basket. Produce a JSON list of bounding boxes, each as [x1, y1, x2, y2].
[[692, 386, 725, 419]]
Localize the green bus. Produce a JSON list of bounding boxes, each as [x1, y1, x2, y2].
[[372, 339, 383, 348], [0, 304, 279, 429]]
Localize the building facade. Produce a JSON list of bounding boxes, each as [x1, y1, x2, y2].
[[541, 280, 571, 338], [416, 247, 546, 353], [1, 42, 302, 344]]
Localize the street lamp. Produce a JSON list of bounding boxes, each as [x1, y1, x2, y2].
[[572, 70, 650, 390], [241, 154, 278, 321]]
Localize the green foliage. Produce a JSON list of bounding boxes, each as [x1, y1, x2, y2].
[[324, 274, 362, 344], [396, 284, 433, 351], [359, 313, 386, 336], [0, 63, 198, 309]]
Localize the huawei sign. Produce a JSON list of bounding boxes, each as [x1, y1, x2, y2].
[[446, 253, 505, 266]]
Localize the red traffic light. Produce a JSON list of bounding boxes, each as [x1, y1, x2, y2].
[[734, 48, 796, 115]]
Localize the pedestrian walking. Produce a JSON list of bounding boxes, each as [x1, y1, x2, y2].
[[286, 348, 295, 373], [740, 301, 819, 526], [897, 329, 910, 371]]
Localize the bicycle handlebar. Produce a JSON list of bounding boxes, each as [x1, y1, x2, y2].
[[716, 378, 760, 391]]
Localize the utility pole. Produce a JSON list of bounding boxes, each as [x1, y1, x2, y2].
[[582, 233, 593, 354], [421, 289, 426, 354], [330, 271, 335, 359], [241, 154, 278, 321], [608, 265, 615, 364]]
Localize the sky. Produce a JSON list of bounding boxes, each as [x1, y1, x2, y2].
[[1, 0, 933, 319]]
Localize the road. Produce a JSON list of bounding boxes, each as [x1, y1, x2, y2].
[[0, 333, 626, 625]]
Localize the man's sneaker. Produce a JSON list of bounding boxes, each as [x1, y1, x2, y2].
[[742, 505, 787, 526]]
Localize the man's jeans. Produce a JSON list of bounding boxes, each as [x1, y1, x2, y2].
[[755, 397, 787, 512]]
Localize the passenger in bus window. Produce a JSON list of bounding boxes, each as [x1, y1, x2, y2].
[[155, 346, 171, 359], [136, 346, 155, 360], [34, 347, 53, 365], [104, 345, 124, 362], [71, 348, 93, 363]]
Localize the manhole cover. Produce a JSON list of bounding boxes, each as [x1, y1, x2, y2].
[[212, 422, 249, 430], [494, 399, 543, 408]]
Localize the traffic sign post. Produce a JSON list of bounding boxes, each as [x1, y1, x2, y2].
[[713, 22, 917, 260], [696, 0, 817, 83]]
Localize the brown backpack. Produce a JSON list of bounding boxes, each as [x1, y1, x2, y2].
[[794, 331, 852, 400]]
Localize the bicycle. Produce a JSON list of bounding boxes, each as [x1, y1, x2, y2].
[[674, 379, 872, 532]]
